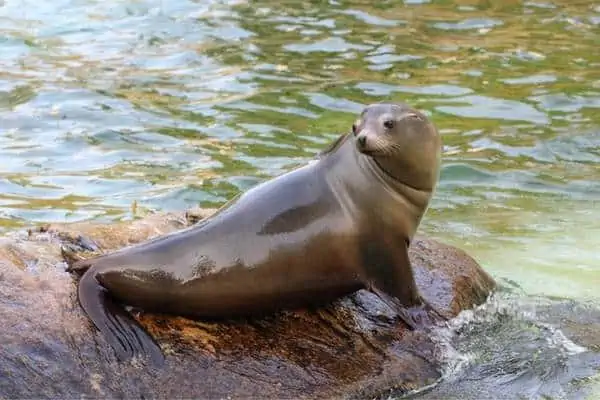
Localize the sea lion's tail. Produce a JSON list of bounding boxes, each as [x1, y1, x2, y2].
[[77, 269, 165, 367], [67, 252, 119, 275], [66, 258, 93, 274]]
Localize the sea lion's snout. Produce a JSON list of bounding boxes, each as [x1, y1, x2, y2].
[[355, 126, 385, 155], [355, 131, 376, 155], [356, 134, 367, 151]]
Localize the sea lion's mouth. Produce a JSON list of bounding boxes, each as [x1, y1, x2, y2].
[[358, 147, 386, 157], [356, 137, 376, 156], [360, 149, 376, 156], [355, 132, 387, 157]]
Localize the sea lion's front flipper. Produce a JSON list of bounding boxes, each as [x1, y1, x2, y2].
[[370, 286, 444, 330], [77, 270, 165, 366], [366, 240, 446, 330]]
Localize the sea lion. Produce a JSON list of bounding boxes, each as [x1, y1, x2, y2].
[[67, 102, 443, 366]]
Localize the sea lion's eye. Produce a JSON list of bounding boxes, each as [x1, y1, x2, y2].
[[383, 120, 395, 129]]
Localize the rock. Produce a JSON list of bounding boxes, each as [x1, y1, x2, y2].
[[0, 208, 495, 399]]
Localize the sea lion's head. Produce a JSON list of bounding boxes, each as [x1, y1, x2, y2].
[[352, 102, 442, 192]]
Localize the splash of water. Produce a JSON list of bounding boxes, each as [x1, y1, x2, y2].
[[402, 290, 598, 400]]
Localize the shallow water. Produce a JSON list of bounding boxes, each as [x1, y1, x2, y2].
[[1, 0, 599, 398], [412, 292, 600, 400]]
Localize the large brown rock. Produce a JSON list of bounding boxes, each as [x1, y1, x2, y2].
[[0, 208, 495, 399]]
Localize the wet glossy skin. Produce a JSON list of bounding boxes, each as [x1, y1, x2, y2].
[[71, 102, 442, 365]]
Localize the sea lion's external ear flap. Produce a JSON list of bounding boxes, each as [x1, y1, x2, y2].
[[318, 133, 348, 157]]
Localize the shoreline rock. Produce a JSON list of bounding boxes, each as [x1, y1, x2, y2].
[[0, 208, 495, 399]]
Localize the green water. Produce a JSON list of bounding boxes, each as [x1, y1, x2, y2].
[[0, 0, 599, 396]]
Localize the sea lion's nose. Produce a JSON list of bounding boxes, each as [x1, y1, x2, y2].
[[357, 135, 367, 149]]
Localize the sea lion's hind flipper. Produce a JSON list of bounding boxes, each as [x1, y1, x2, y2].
[[77, 271, 165, 366]]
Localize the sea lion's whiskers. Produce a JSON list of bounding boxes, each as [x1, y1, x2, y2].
[[370, 137, 393, 155]]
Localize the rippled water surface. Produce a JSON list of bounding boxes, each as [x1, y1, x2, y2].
[[1, 0, 599, 398]]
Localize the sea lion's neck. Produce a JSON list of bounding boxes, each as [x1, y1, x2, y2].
[[322, 133, 436, 194], [360, 154, 434, 214], [320, 136, 433, 232], [373, 156, 438, 194]]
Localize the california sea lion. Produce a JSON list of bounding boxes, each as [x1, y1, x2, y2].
[[68, 102, 442, 365]]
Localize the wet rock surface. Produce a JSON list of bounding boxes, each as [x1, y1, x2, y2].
[[0, 208, 495, 399]]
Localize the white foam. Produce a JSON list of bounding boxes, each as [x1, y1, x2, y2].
[[422, 292, 590, 395]]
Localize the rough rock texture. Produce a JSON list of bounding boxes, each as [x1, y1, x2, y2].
[[0, 208, 495, 399]]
